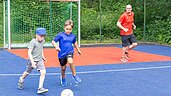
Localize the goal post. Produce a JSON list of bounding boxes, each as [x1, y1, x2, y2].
[[4, 0, 81, 49]]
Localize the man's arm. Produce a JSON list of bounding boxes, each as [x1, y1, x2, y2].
[[116, 21, 129, 32], [132, 23, 136, 30]]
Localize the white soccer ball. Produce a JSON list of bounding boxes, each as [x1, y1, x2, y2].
[[61, 89, 74, 96]]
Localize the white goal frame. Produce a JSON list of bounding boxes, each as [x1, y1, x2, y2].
[[4, 0, 81, 49]]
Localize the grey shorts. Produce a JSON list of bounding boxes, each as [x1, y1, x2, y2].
[[26, 59, 45, 73]]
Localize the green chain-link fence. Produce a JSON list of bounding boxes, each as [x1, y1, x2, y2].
[[4, 0, 78, 48], [0, 1, 3, 47]]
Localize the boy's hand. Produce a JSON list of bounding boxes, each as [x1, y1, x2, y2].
[[43, 57, 47, 61], [32, 62, 36, 69], [55, 47, 61, 51], [78, 50, 82, 55]]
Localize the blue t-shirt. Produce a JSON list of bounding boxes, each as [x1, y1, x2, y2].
[[53, 32, 76, 58]]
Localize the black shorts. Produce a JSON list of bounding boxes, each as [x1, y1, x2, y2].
[[121, 34, 137, 47], [59, 53, 73, 66]]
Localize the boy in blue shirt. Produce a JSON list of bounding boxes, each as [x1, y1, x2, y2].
[[52, 20, 82, 86]]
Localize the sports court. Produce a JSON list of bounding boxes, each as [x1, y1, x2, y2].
[[0, 44, 171, 96], [0, 0, 171, 96]]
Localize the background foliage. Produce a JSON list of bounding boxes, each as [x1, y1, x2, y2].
[[81, 0, 171, 45], [0, 0, 170, 47]]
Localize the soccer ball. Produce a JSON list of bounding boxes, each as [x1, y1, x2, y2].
[[61, 89, 74, 96]]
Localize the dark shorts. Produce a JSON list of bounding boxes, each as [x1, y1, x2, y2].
[[121, 34, 137, 47], [59, 53, 73, 66]]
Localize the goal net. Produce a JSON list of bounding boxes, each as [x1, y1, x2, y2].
[[4, 0, 80, 49]]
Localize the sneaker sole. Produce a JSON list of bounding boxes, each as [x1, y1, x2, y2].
[[17, 83, 23, 90], [72, 77, 81, 84], [120, 59, 128, 62], [37, 90, 48, 94]]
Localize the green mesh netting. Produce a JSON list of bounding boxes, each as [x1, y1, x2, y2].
[[5, 0, 78, 48]]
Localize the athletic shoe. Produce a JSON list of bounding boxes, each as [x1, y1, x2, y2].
[[73, 75, 81, 83], [125, 52, 130, 60], [60, 76, 67, 86], [37, 87, 48, 94], [17, 77, 23, 89], [120, 56, 128, 62]]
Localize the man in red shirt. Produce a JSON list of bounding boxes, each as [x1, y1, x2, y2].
[[116, 4, 137, 62]]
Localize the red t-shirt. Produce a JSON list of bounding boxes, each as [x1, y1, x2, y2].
[[118, 12, 134, 35]]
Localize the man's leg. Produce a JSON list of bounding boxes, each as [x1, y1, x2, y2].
[[121, 46, 128, 62], [128, 43, 137, 51]]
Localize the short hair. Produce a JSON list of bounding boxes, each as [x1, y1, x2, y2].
[[126, 4, 132, 9], [64, 20, 74, 28]]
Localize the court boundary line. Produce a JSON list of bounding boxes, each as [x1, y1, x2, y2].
[[1, 65, 171, 76]]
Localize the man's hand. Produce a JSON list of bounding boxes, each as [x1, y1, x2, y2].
[[133, 25, 136, 30], [123, 28, 129, 32]]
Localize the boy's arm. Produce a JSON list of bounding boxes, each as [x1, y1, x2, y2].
[[74, 41, 82, 55], [28, 49, 36, 69], [42, 50, 47, 61], [52, 40, 60, 51]]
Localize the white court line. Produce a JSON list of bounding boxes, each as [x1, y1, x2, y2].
[[1, 65, 171, 76]]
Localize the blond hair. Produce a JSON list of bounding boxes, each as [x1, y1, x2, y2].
[[64, 20, 74, 28]]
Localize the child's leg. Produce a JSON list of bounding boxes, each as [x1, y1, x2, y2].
[[19, 71, 29, 82], [18, 60, 33, 89], [61, 65, 67, 78], [36, 61, 48, 94], [38, 69, 46, 89], [67, 58, 76, 76], [68, 58, 81, 83], [19, 60, 33, 82]]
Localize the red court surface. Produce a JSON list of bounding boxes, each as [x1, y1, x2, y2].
[[8, 47, 171, 68]]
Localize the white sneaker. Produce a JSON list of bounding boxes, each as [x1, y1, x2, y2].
[[37, 87, 48, 94], [17, 77, 24, 89]]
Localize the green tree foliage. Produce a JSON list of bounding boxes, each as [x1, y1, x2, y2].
[[81, 0, 171, 45]]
